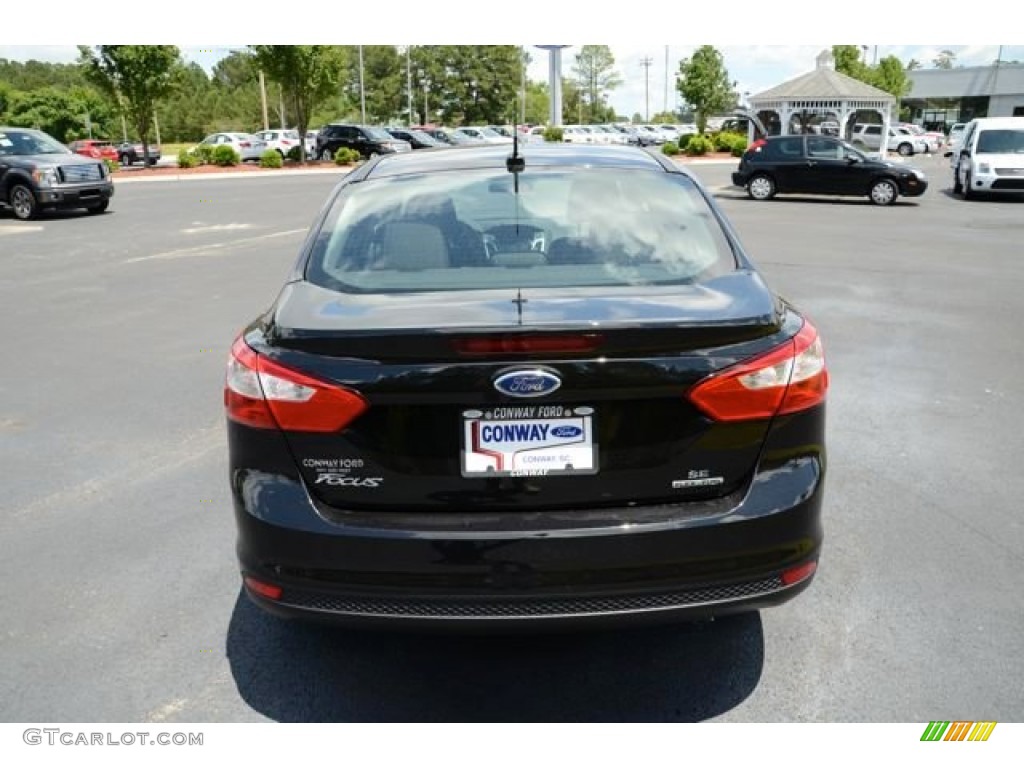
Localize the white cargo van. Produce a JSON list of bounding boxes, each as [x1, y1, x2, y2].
[[951, 117, 1024, 198]]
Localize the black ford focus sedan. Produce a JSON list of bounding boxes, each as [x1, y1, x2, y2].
[[225, 144, 828, 629]]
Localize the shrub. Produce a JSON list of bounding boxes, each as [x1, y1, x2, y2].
[[286, 145, 303, 162], [661, 141, 680, 156], [677, 133, 695, 151], [212, 145, 240, 166], [177, 148, 198, 168], [713, 131, 739, 152], [542, 125, 564, 142], [259, 149, 283, 168], [685, 135, 713, 156], [103, 158, 120, 174], [334, 147, 360, 165], [728, 134, 749, 156], [194, 144, 215, 165]]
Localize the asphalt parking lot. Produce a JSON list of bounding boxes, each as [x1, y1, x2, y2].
[[1, 154, 1022, 722]]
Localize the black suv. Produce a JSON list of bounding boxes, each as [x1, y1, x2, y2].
[[732, 134, 928, 206], [0, 127, 114, 220], [315, 124, 412, 161]]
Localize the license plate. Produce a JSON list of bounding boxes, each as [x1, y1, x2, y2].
[[461, 405, 597, 477]]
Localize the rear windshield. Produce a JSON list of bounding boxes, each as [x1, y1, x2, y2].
[[305, 167, 736, 293], [976, 129, 1024, 154]]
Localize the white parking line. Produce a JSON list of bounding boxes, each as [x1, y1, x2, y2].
[[0, 224, 44, 236], [120, 228, 306, 265], [181, 223, 254, 235]]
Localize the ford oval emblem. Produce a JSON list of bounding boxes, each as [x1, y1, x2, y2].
[[493, 369, 562, 398], [550, 426, 582, 438]]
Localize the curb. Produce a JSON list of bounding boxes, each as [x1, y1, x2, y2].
[[112, 167, 352, 184]]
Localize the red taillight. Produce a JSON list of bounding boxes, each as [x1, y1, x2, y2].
[[749, 138, 767, 152], [453, 334, 602, 356], [239, 141, 251, 148], [687, 320, 828, 422], [781, 560, 817, 586], [224, 337, 368, 432], [243, 576, 283, 600]]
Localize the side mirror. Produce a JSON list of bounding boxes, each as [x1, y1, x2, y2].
[[847, 156, 861, 164]]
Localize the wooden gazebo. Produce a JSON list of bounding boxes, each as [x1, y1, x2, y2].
[[747, 50, 896, 146]]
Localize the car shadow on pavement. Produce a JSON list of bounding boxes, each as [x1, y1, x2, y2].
[[226, 591, 764, 722], [938, 189, 1024, 202], [716, 191, 920, 206]]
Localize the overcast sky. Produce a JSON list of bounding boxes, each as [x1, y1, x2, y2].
[[4, 0, 1022, 121]]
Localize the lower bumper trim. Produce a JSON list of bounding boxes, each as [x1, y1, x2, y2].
[[272, 575, 789, 621]]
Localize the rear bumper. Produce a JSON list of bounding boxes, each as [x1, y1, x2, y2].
[[231, 412, 826, 630]]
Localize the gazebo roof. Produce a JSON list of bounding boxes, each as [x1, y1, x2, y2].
[[751, 51, 895, 103]]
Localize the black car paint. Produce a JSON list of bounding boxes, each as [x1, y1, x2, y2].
[[732, 135, 928, 201], [227, 145, 826, 629]]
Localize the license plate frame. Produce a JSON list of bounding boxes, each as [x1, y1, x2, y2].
[[460, 405, 598, 478]]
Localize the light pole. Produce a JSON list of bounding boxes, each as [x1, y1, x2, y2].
[[358, 45, 367, 124], [422, 76, 431, 124], [640, 56, 653, 121], [406, 46, 414, 126], [520, 46, 527, 126], [664, 46, 669, 115]]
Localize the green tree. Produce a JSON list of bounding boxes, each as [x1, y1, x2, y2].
[[906, 58, 921, 70], [561, 77, 583, 124], [872, 55, 911, 98], [161, 62, 215, 141], [210, 51, 264, 131], [78, 45, 181, 165], [345, 46, 402, 124], [933, 50, 956, 69], [676, 46, 734, 134], [524, 81, 549, 125], [409, 46, 523, 125], [832, 45, 871, 81], [250, 45, 348, 163], [572, 45, 621, 123], [0, 81, 13, 121]]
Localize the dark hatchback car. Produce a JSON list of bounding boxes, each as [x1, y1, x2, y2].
[[1, 127, 114, 220], [226, 144, 828, 629], [732, 134, 928, 205], [315, 124, 412, 161]]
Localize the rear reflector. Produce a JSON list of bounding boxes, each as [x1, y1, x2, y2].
[[687, 319, 828, 422], [454, 334, 602, 356], [243, 576, 283, 601], [224, 336, 368, 432], [781, 561, 818, 586]]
